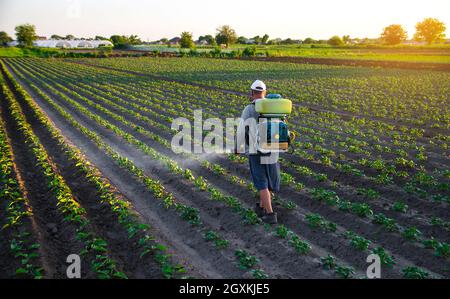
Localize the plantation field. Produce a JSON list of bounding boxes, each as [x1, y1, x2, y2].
[[244, 45, 450, 63], [0, 57, 449, 279], [131, 44, 450, 64]]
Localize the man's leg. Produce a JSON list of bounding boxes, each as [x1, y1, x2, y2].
[[260, 188, 273, 214]]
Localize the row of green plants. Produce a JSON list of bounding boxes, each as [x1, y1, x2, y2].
[[0, 61, 189, 278], [68, 55, 448, 173], [13, 56, 446, 274], [12, 57, 448, 253], [6, 58, 442, 278], [25, 57, 447, 201], [17, 59, 394, 271], [0, 90, 42, 278], [10, 61, 261, 225], [18, 58, 447, 214], [91, 57, 447, 196], [78, 57, 449, 129], [4, 60, 285, 279], [0, 72, 126, 279], [28, 78, 431, 278], [69, 58, 447, 204], [6, 58, 370, 279]]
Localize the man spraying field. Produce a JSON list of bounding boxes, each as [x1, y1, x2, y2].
[[236, 80, 294, 224]]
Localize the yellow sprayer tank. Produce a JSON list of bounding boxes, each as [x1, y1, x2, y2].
[[255, 94, 292, 115]]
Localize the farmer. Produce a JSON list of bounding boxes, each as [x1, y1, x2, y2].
[[236, 80, 280, 224]]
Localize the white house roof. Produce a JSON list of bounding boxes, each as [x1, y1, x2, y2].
[[7, 41, 19, 47], [33, 39, 113, 48]]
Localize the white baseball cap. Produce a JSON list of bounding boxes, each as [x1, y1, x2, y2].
[[250, 80, 266, 91]]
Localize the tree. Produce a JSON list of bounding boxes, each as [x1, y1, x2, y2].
[[215, 25, 237, 47], [95, 35, 109, 40], [414, 18, 446, 44], [342, 35, 351, 44], [198, 35, 215, 45], [242, 46, 257, 57], [65, 34, 75, 40], [205, 35, 216, 45], [0, 31, 13, 46], [15, 24, 37, 47], [253, 35, 261, 44], [110, 35, 130, 49], [380, 24, 407, 45], [110, 35, 141, 49], [267, 38, 281, 45], [262, 34, 269, 44], [50, 34, 64, 40], [327, 35, 344, 46], [180, 32, 194, 48], [281, 38, 295, 45], [128, 35, 141, 45], [303, 37, 315, 44], [237, 36, 247, 44]]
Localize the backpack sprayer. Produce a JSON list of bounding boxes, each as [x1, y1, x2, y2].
[[254, 94, 295, 153]]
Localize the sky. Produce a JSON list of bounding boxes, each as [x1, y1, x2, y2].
[[0, 0, 449, 41]]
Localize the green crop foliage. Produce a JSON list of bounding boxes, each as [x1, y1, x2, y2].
[[371, 247, 395, 267], [345, 231, 371, 251], [402, 267, 429, 279], [235, 250, 259, 270], [2, 54, 449, 280], [335, 265, 354, 279], [321, 255, 337, 270]]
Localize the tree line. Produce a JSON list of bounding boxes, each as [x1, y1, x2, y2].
[[0, 18, 446, 49]]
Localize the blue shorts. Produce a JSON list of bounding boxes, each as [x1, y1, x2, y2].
[[248, 154, 281, 192]]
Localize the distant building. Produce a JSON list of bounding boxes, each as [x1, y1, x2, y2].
[[7, 39, 112, 48], [40, 39, 111, 48]]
